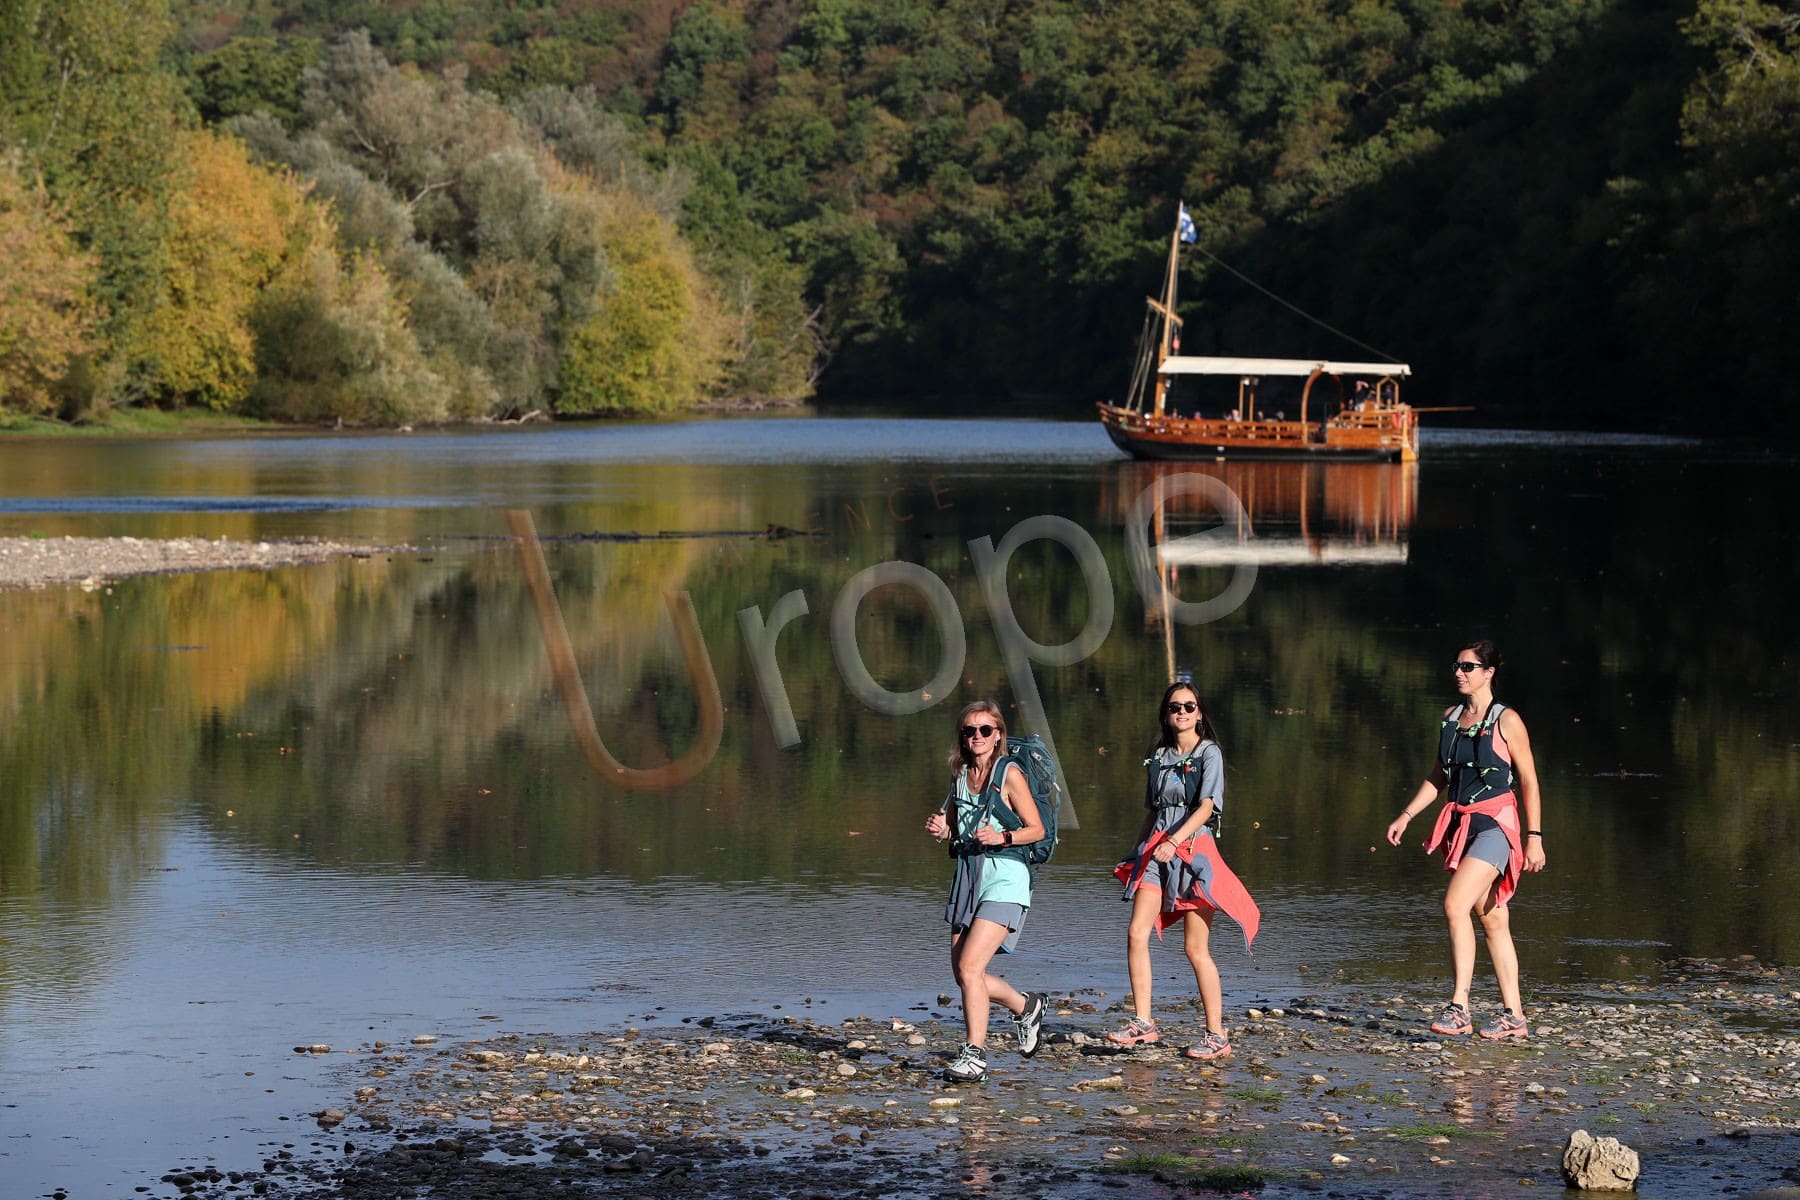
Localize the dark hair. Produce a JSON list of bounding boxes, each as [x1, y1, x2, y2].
[[1149, 680, 1220, 754], [1458, 639, 1503, 671], [948, 699, 1008, 770]]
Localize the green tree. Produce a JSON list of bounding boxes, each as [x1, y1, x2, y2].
[[189, 36, 317, 123], [2, 0, 192, 409]]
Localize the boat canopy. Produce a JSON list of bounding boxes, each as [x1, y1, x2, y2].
[[1158, 356, 1411, 378]]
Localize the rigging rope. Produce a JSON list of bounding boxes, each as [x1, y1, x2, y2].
[[1186, 244, 1404, 365]]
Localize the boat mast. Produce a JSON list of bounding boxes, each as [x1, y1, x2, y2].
[[1152, 211, 1182, 418]]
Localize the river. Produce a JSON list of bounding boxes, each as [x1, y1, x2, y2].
[[0, 419, 1794, 1195]]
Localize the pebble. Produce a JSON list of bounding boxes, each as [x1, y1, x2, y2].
[[173, 958, 1798, 1200], [1073, 1075, 1126, 1092], [0, 536, 413, 592]]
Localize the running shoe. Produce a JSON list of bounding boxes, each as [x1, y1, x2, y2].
[[942, 1043, 989, 1082], [1479, 1009, 1529, 1040], [1016, 992, 1047, 1058], [1184, 1031, 1232, 1060], [1105, 1014, 1160, 1045], [1429, 1003, 1473, 1036]]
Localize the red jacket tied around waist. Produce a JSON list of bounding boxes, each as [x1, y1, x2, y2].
[[1115, 830, 1261, 953], [1423, 791, 1525, 905]]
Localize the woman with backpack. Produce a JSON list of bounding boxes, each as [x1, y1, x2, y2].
[[1385, 639, 1545, 1039], [924, 700, 1049, 1082], [1110, 681, 1260, 1060]]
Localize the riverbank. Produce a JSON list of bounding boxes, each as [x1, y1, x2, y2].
[[0, 535, 416, 591], [155, 957, 1799, 1200]]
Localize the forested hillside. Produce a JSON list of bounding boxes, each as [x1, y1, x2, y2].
[[3, 0, 1795, 431]]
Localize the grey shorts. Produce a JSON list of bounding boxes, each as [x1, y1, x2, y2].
[[1462, 815, 1511, 873], [958, 901, 1029, 954]]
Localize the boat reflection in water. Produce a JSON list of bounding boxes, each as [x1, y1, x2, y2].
[[1110, 459, 1416, 674], [1111, 456, 1414, 593]]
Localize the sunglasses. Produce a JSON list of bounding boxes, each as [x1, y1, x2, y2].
[[1166, 701, 1199, 714], [960, 724, 997, 739], [1452, 660, 1485, 673]]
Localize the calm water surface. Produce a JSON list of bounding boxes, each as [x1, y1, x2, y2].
[[0, 419, 1795, 1195]]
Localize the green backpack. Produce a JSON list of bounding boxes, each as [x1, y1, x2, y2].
[[946, 733, 1062, 870]]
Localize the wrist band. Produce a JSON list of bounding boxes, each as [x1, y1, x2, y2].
[[1526, 830, 1542, 838]]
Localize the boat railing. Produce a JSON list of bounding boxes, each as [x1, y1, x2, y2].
[[1328, 406, 1413, 430], [1118, 411, 1321, 441]]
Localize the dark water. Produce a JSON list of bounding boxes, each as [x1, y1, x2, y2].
[[0, 420, 1795, 1195]]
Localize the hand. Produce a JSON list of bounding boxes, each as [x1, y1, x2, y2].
[[973, 827, 1005, 847], [1151, 841, 1177, 864], [925, 813, 949, 841], [1385, 812, 1413, 846], [1524, 840, 1547, 872]]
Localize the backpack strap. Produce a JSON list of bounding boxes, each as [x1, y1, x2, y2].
[[948, 758, 1021, 857], [983, 757, 1025, 834]]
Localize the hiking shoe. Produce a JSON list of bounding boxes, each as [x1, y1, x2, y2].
[[1479, 1009, 1529, 1040], [1429, 1003, 1473, 1036], [1015, 992, 1047, 1058], [1184, 1031, 1232, 1061], [942, 1043, 988, 1082], [1105, 1015, 1160, 1045]]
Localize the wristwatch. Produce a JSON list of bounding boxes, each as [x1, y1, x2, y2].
[[1003, 831, 1013, 846]]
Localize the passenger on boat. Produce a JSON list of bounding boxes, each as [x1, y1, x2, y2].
[[1109, 681, 1260, 1060], [1385, 641, 1545, 1040], [924, 700, 1049, 1081]]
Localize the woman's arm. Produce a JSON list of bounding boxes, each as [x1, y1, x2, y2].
[[1386, 762, 1446, 845], [972, 764, 1045, 847], [1501, 708, 1545, 871], [925, 789, 951, 842], [1152, 797, 1216, 862]]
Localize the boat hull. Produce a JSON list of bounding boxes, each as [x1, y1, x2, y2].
[[1097, 403, 1417, 463]]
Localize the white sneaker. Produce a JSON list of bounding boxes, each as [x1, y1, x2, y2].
[[1015, 992, 1046, 1058], [942, 1042, 988, 1082]]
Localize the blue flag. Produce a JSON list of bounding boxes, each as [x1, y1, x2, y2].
[[1177, 202, 1198, 245]]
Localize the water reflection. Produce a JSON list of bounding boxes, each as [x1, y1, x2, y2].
[[0, 423, 1796, 1193], [1111, 459, 1417, 567]]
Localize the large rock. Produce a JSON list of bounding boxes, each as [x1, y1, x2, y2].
[[1562, 1129, 1641, 1191]]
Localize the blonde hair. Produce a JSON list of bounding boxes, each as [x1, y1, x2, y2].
[[947, 700, 1008, 771]]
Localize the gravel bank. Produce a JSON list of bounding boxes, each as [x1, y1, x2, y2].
[[154, 957, 1799, 1199], [0, 536, 414, 591]]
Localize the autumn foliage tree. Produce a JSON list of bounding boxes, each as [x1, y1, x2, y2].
[[130, 130, 318, 410], [559, 196, 729, 414], [0, 161, 100, 414]]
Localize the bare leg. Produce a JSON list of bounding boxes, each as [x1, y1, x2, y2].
[[951, 919, 1025, 1047], [1476, 883, 1523, 1016], [1442, 857, 1501, 1009], [1182, 907, 1224, 1035], [1125, 886, 1162, 1020]]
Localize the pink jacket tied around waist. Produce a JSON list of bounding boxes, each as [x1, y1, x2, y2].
[[1423, 791, 1525, 905], [1115, 830, 1261, 953]]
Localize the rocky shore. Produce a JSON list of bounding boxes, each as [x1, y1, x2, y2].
[[154, 957, 1798, 1199], [0, 536, 414, 591]]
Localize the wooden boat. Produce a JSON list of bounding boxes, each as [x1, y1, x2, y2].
[[1098, 209, 1419, 462]]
